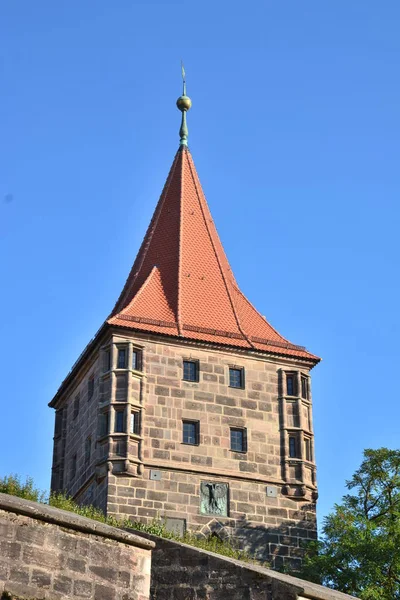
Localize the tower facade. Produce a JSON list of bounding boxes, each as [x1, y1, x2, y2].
[[49, 85, 320, 568]]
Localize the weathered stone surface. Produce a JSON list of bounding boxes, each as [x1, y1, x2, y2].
[[0, 495, 153, 600]]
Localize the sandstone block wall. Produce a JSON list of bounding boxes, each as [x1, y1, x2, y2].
[[128, 529, 357, 600], [0, 493, 154, 600]]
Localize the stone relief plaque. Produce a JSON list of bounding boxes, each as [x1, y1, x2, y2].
[[200, 482, 228, 516]]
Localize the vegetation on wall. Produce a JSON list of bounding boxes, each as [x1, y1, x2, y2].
[[0, 474, 253, 563], [290, 448, 400, 600]]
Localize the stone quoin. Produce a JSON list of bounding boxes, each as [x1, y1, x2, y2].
[[49, 71, 321, 569]]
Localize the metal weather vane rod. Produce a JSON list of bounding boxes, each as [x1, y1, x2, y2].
[[176, 62, 192, 147]]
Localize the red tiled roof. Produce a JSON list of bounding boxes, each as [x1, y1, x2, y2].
[[108, 147, 319, 363]]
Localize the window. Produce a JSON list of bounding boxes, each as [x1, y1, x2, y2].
[[304, 438, 312, 461], [73, 395, 80, 420], [286, 373, 296, 396], [182, 421, 199, 445], [230, 428, 247, 453], [115, 410, 125, 433], [88, 375, 94, 400], [117, 348, 127, 369], [130, 411, 140, 435], [229, 368, 244, 389], [289, 436, 298, 458], [85, 437, 91, 462], [132, 349, 142, 371], [104, 349, 111, 372], [70, 454, 77, 479], [301, 376, 308, 400], [183, 360, 199, 382], [99, 412, 109, 437]]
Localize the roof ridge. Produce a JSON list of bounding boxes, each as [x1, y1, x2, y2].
[[176, 149, 184, 336], [185, 151, 255, 348]]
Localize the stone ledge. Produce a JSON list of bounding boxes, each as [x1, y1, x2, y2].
[[0, 493, 154, 551]]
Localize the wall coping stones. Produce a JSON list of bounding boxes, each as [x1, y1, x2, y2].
[[129, 529, 357, 600], [0, 493, 154, 550]]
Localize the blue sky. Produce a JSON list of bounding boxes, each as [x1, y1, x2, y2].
[[1, 1, 399, 526]]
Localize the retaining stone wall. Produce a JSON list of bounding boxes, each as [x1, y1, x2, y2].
[[0, 493, 154, 600], [129, 529, 357, 600]]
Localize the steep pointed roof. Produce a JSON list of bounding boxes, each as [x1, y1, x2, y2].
[[108, 146, 319, 363]]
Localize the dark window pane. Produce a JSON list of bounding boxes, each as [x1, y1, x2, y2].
[[130, 412, 140, 434], [304, 438, 312, 461], [286, 374, 295, 396], [183, 361, 198, 382], [104, 350, 111, 372], [99, 412, 109, 437], [301, 376, 308, 399], [230, 428, 246, 452], [115, 410, 125, 433], [118, 348, 126, 369], [229, 368, 243, 388], [183, 421, 198, 445], [71, 454, 77, 479], [132, 350, 142, 371], [289, 436, 297, 458]]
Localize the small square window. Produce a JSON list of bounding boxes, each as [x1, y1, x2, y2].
[[117, 348, 127, 369], [73, 395, 80, 420], [85, 437, 91, 462], [130, 412, 140, 435], [229, 368, 244, 389], [301, 376, 308, 400], [99, 412, 109, 437], [289, 436, 298, 458], [183, 360, 199, 382], [182, 421, 199, 445], [88, 375, 94, 400], [286, 374, 296, 396], [230, 428, 247, 453], [115, 410, 125, 433], [132, 350, 142, 371]]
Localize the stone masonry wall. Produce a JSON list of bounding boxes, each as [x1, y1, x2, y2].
[[128, 529, 357, 600], [0, 493, 154, 600], [106, 331, 317, 568]]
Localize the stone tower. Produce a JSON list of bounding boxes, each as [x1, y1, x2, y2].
[[49, 79, 320, 568]]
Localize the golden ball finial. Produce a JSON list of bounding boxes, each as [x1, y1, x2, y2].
[[176, 95, 192, 112]]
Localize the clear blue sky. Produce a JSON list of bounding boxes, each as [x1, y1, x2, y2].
[[1, 1, 399, 526]]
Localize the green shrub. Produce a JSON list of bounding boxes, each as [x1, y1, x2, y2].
[[1, 475, 257, 564], [0, 475, 47, 503]]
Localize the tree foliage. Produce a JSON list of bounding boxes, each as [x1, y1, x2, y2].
[[299, 448, 400, 599]]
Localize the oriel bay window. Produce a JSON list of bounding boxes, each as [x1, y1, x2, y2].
[[114, 409, 125, 433], [304, 437, 312, 461], [289, 435, 299, 458], [286, 373, 296, 397], [117, 348, 127, 369], [99, 411, 109, 437], [132, 349, 142, 371], [301, 375, 308, 400], [130, 411, 140, 435]]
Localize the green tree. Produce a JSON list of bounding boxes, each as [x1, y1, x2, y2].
[[299, 448, 400, 599]]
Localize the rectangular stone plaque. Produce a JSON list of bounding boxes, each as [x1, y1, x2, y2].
[[165, 518, 186, 537], [150, 470, 162, 481], [200, 482, 228, 516], [266, 485, 277, 498]]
